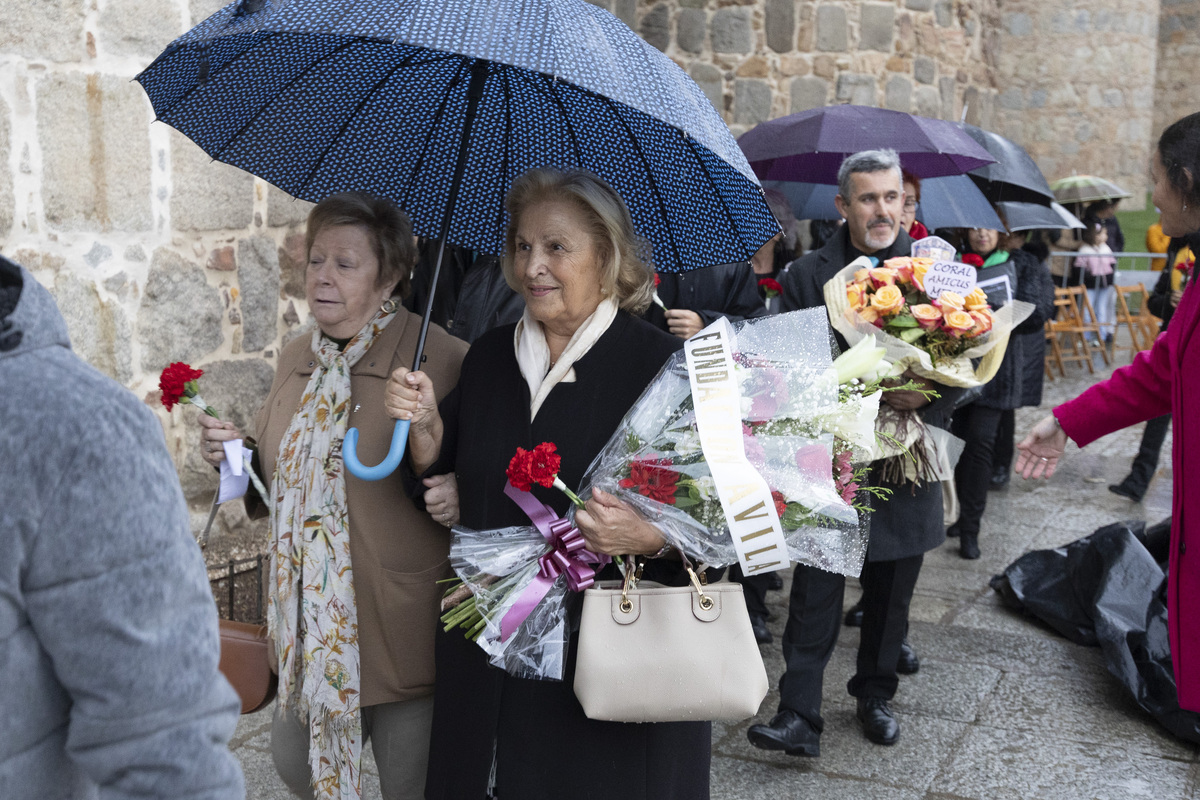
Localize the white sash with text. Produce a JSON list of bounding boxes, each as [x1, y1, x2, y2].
[[684, 318, 790, 575]]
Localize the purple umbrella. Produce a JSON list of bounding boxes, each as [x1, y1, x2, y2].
[[738, 105, 995, 184]]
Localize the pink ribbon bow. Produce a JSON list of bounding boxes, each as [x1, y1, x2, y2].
[[499, 482, 609, 642]]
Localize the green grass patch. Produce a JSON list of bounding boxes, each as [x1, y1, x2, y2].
[[1115, 192, 1158, 269]]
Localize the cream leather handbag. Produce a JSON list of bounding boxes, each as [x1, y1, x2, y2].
[[573, 565, 769, 723]]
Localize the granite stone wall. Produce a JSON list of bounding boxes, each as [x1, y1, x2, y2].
[[990, 0, 1161, 207], [0, 0, 310, 548], [1154, 0, 1200, 142], [588, 0, 1003, 136]]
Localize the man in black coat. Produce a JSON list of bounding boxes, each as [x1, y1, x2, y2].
[[748, 150, 961, 755]]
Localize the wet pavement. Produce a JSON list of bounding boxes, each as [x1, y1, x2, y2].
[[229, 343, 1200, 799]]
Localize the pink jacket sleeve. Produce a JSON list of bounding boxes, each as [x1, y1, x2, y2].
[[1055, 331, 1173, 447]]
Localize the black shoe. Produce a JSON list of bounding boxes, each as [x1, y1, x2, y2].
[[750, 614, 773, 644], [1108, 483, 1144, 502], [989, 468, 1010, 491], [960, 532, 980, 560], [843, 599, 863, 627], [747, 710, 821, 756], [856, 698, 899, 745], [946, 523, 960, 538], [767, 572, 784, 591], [897, 637, 920, 675]]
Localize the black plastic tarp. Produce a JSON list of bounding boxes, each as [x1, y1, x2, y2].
[[990, 519, 1200, 744]]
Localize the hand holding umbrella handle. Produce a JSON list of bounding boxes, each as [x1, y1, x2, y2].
[[343, 419, 410, 481]]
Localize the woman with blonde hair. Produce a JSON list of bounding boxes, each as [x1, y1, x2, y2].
[[390, 168, 711, 800]]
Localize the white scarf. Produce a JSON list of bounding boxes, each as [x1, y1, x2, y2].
[[515, 297, 618, 419], [268, 308, 395, 800]]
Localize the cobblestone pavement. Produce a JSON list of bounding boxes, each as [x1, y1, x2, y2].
[[229, 344, 1200, 799]]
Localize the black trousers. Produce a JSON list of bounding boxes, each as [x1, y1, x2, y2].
[[1118, 414, 1172, 494], [777, 555, 923, 730], [993, 409, 1015, 474], [951, 404, 1005, 537], [731, 565, 771, 619]]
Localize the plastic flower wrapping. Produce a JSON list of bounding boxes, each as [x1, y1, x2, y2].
[[443, 309, 898, 681], [823, 237, 1035, 390]]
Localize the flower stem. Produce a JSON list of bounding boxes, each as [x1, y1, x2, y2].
[[552, 476, 587, 509]]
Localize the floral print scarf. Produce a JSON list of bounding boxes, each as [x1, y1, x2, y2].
[[268, 308, 394, 800]]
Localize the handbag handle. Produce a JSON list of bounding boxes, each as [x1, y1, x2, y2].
[[618, 553, 714, 613]]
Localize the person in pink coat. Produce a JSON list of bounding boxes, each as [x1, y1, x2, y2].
[[1016, 111, 1200, 712]]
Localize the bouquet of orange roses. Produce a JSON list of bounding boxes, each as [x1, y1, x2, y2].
[[823, 239, 1034, 389], [821, 238, 1031, 483]]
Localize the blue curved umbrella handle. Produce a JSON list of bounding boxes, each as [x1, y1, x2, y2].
[[343, 419, 409, 481]]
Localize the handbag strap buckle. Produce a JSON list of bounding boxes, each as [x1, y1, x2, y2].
[[681, 552, 714, 611]]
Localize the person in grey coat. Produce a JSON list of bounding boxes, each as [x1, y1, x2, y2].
[[748, 150, 962, 755], [0, 256, 244, 799]]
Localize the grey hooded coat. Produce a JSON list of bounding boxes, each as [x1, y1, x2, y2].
[[0, 257, 244, 799]]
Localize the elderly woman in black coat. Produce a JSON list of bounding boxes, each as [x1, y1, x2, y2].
[[949, 217, 1056, 558], [386, 168, 710, 800]]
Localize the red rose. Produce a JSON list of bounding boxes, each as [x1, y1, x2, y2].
[[771, 490, 787, 516], [506, 442, 562, 492], [618, 457, 679, 505], [159, 362, 204, 411], [654, 273, 661, 287], [962, 253, 984, 268]]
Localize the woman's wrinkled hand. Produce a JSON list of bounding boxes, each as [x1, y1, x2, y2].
[[197, 413, 243, 467], [384, 367, 439, 430], [575, 488, 668, 556], [424, 473, 459, 528], [1015, 414, 1068, 479]]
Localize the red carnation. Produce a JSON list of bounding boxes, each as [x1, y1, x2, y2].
[[506, 442, 562, 492], [159, 362, 204, 411], [619, 457, 679, 505], [962, 253, 984, 268], [758, 277, 783, 299]]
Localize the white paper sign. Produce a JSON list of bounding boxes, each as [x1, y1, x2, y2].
[[218, 439, 253, 503], [684, 318, 790, 575], [911, 235, 956, 263], [923, 260, 977, 300]]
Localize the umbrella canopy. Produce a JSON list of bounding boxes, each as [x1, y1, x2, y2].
[[136, 0, 777, 274], [138, 0, 779, 479], [765, 174, 1003, 232], [1050, 175, 1132, 204], [952, 123, 1055, 205], [738, 105, 995, 184], [996, 200, 1084, 232]]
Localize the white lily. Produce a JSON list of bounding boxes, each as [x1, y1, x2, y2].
[[833, 335, 887, 385]]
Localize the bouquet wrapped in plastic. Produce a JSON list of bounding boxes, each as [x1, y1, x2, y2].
[[821, 237, 1029, 483], [823, 237, 1034, 388], [442, 310, 909, 680]]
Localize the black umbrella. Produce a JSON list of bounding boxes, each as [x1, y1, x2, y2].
[[953, 123, 1056, 206], [996, 200, 1084, 232]]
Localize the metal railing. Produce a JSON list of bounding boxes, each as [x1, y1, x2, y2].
[[207, 554, 267, 624], [1050, 251, 1164, 288]]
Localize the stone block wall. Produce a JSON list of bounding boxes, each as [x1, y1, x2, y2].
[[991, 0, 1160, 208], [586, 0, 1001, 137], [0, 0, 310, 551], [1154, 0, 1200, 142]]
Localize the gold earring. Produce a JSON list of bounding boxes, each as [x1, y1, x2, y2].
[[380, 298, 398, 314]]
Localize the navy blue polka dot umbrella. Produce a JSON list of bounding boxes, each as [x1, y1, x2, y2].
[[137, 0, 778, 479]]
